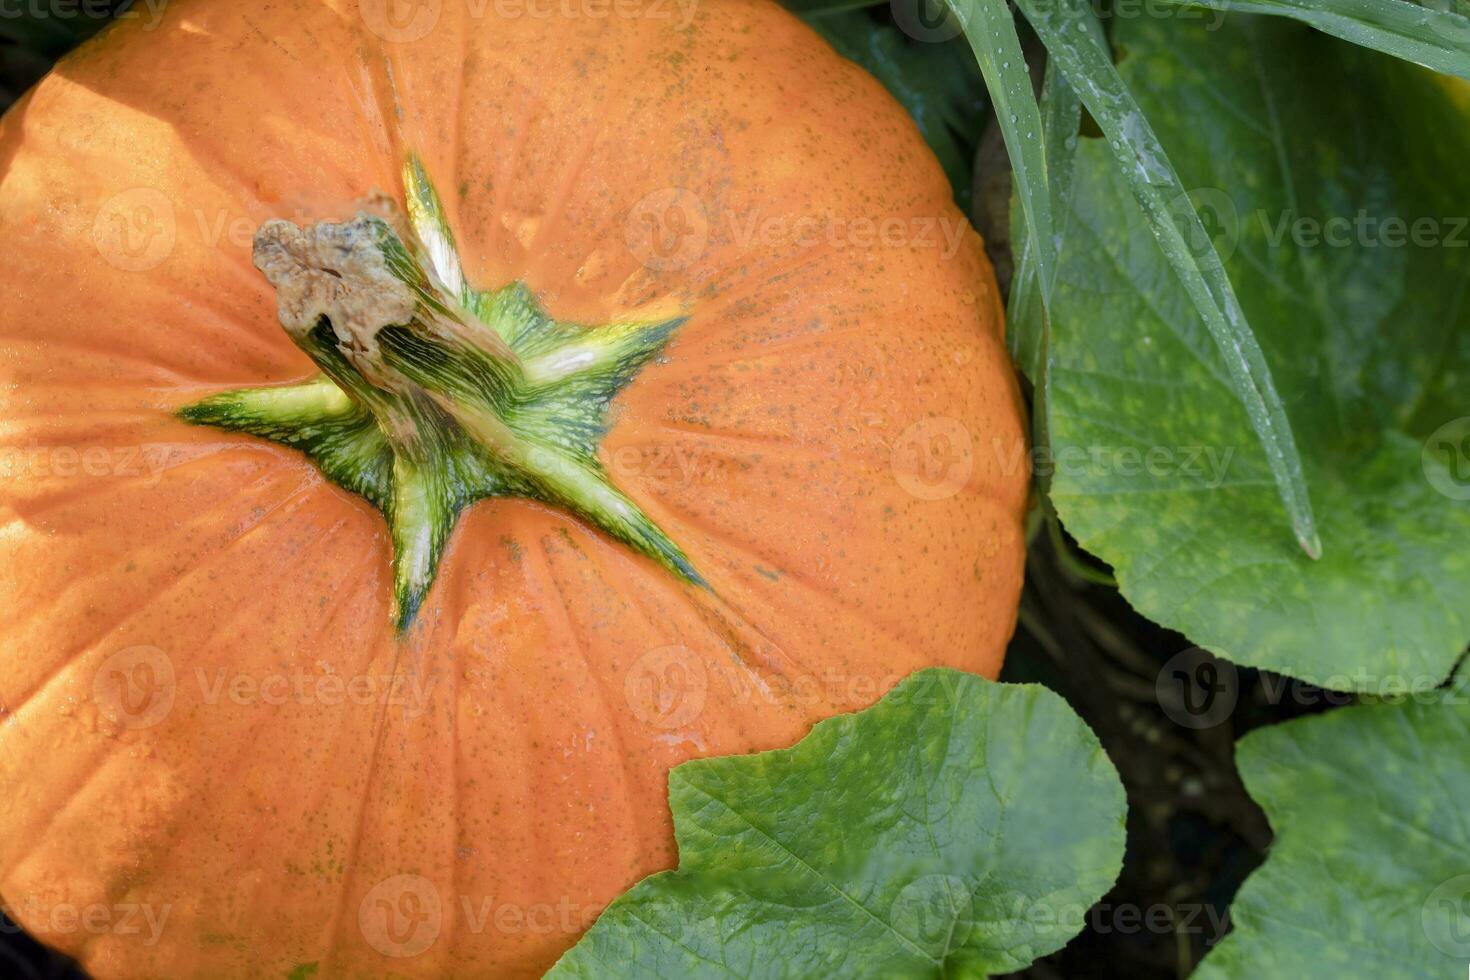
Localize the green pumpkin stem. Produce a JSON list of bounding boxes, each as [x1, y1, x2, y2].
[[180, 156, 702, 629]]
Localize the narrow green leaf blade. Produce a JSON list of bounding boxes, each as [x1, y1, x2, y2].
[[1006, 59, 1084, 380], [1156, 0, 1470, 81], [1005, 57, 1087, 503], [549, 669, 1126, 978], [1015, 0, 1321, 558], [952, 0, 1060, 307]]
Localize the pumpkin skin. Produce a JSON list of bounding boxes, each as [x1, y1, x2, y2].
[[0, 0, 1028, 976]]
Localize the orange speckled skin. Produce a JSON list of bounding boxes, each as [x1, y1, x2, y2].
[[0, 1, 1027, 975]]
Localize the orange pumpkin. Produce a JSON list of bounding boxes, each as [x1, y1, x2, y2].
[[0, 0, 1027, 976]]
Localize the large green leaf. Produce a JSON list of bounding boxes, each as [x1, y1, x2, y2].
[[549, 669, 1126, 978], [796, 4, 987, 206], [1197, 685, 1470, 977], [1037, 16, 1470, 690], [1015, 0, 1320, 557]]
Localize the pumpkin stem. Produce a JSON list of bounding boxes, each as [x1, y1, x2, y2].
[[180, 156, 702, 629]]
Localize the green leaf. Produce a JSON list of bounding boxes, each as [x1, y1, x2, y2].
[[1154, 0, 1470, 82], [1196, 686, 1470, 977], [1015, 0, 1321, 557], [1006, 58, 1084, 382], [1004, 51, 1087, 504], [796, 4, 987, 206], [1036, 15, 1470, 689], [951, 0, 1060, 304], [549, 669, 1126, 978]]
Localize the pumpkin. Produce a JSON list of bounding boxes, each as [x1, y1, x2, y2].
[[0, 0, 1027, 975]]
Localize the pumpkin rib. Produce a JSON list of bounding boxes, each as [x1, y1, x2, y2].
[[1, 484, 370, 877], [532, 532, 648, 831], [2, 468, 321, 714], [318, 630, 412, 978]]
